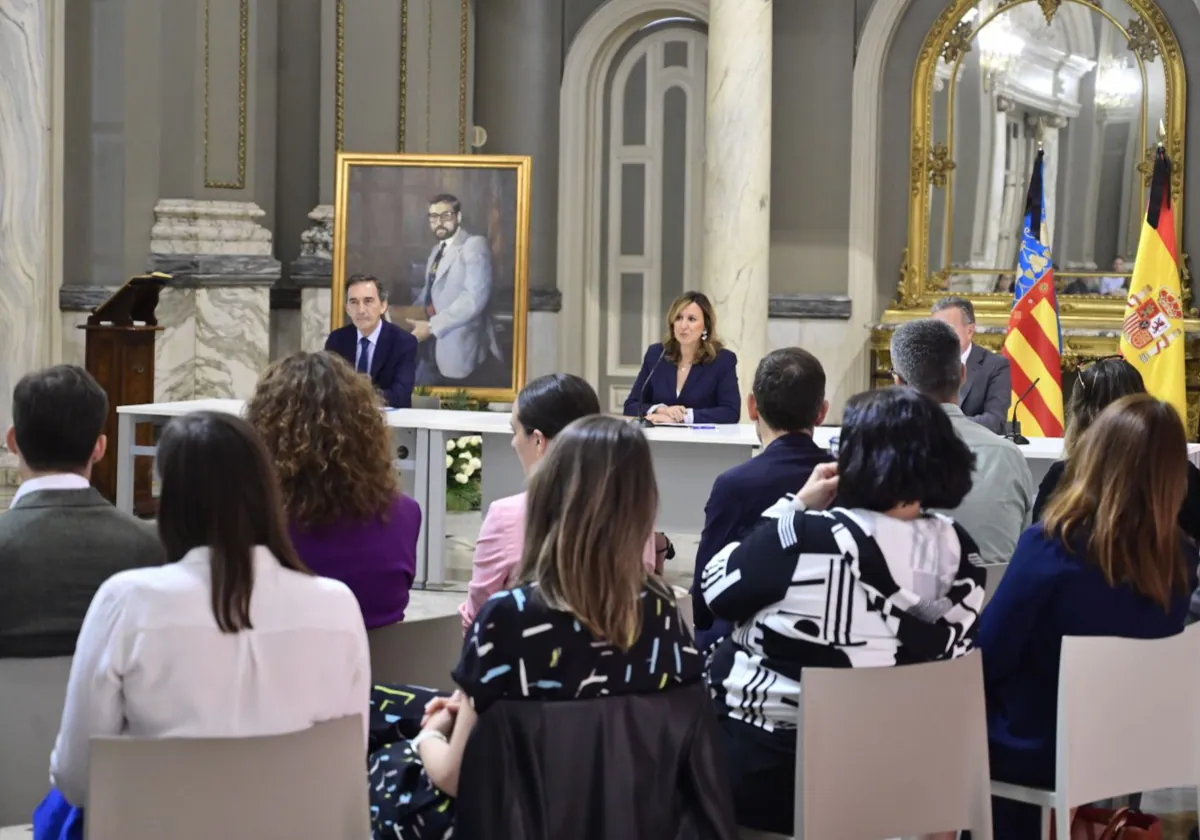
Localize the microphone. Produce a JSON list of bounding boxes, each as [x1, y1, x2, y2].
[[633, 346, 669, 428], [1006, 377, 1039, 445]]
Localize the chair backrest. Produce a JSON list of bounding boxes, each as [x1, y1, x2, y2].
[[797, 652, 993, 839], [676, 594, 695, 636], [368, 613, 463, 691], [1056, 624, 1200, 807], [0, 657, 73, 826], [86, 715, 367, 840]]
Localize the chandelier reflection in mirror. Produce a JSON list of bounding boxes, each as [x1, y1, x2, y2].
[[971, 8, 1026, 91], [1095, 55, 1141, 111]]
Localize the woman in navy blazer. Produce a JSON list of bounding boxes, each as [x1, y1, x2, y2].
[[623, 291, 740, 424], [977, 394, 1195, 838]]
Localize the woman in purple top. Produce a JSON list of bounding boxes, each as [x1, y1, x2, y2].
[[247, 351, 420, 629]]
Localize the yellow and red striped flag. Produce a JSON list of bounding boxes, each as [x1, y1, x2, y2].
[[1120, 146, 1186, 421], [1003, 150, 1065, 437]]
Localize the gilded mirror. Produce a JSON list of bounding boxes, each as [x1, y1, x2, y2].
[[903, 0, 1187, 321]]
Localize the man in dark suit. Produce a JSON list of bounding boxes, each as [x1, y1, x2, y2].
[[0, 365, 164, 658], [692, 348, 834, 649], [326, 273, 418, 408], [932, 296, 1012, 434]]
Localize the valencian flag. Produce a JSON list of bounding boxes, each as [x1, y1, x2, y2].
[[1002, 150, 1065, 437], [1120, 146, 1186, 422]]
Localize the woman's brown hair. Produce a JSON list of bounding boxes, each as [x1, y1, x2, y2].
[[518, 415, 659, 650], [662, 291, 723, 365], [1044, 394, 1191, 610], [157, 411, 311, 633], [246, 351, 398, 528]]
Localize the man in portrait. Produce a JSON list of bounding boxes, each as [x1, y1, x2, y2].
[[407, 193, 505, 387]]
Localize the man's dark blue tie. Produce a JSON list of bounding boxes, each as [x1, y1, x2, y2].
[[357, 336, 370, 373]]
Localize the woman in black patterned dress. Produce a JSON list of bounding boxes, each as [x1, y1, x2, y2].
[[367, 415, 704, 839]]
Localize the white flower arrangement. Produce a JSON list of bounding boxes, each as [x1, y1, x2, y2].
[[446, 434, 483, 510]]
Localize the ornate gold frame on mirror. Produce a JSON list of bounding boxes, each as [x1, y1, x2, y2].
[[898, 0, 1187, 323]]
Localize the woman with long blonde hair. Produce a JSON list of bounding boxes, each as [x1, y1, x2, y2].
[[979, 394, 1196, 838], [364, 416, 705, 839], [622, 291, 741, 424]]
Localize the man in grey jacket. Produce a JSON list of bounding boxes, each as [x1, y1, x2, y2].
[[891, 319, 1033, 566], [0, 365, 163, 658]]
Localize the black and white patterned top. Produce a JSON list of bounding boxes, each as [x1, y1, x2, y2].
[[702, 497, 985, 737], [452, 579, 705, 713]]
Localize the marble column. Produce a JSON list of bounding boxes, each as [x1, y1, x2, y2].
[[149, 201, 275, 401], [701, 0, 772, 418], [0, 0, 60, 447]]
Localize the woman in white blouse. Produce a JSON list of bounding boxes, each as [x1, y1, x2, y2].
[[35, 411, 370, 836]]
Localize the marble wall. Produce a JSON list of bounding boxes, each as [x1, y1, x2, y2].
[[155, 287, 271, 401], [0, 0, 56, 440], [300, 287, 331, 353]]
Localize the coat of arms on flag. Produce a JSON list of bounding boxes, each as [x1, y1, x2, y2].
[[1123, 286, 1183, 362]]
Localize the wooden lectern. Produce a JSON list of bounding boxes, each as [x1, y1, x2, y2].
[[80, 273, 169, 514]]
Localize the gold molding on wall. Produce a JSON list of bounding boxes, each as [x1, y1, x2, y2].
[[399, 0, 409, 151], [335, 0, 346, 152], [202, 0, 250, 190], [458, 0, 469, 153]]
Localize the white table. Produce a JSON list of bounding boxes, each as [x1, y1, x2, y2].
[[113, 400, 1145, 586], [115, 401, 760, 585]]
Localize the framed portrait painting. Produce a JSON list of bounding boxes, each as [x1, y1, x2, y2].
[[331, 153, 532, 402]]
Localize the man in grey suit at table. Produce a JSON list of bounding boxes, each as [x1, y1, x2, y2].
[[407, 193, 504, 387], [932, 295, 1012, 434], [0, 365, 163, 658]]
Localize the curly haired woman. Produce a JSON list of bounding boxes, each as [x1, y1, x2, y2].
[[247, 351, 420, 628]]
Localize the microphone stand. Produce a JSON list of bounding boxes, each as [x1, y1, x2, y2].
[[1005, 377, 1040, 445], [633, 347, 669, 428]]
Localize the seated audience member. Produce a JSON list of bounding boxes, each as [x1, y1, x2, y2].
[[247, 352, 420, 628], [325, 273, 418, 408], [703, 386, 985, 835], [0, 365, 163, 659], [458, 373, 657, 628], [892, 318, 1034, 564], [367, 416, 706, 838], [35, 412, 369, 839], [978, 394, 1195, 839], [1033, 357, 1200, 539], [623, 291, 740, 424], [691, 347, 833, 649], [932, 296, 1012, 433]]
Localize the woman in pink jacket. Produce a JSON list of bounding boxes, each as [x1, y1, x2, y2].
[[458, 374, 660, 628]]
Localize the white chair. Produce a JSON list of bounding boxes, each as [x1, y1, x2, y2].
[[368, 613, 464, 691], [86, 715, 368, 840], [0, 657, 73, 827], [991, 625, 1200, 840], [738, 653, 993, 839], [676, 593, 695, 636]]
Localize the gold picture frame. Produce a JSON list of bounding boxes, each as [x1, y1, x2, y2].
[[331, 152, 532, 402], [899, 0, 1187, 324]]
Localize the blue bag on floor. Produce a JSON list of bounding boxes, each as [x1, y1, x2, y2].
[[32, 789, 83, 840]]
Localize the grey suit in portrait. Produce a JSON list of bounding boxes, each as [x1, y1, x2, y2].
[[959, 343, 1012, 435], [420, 228, 502, 381], [0, 488, 164, 658]]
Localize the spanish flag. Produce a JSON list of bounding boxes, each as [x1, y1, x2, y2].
[[1003, 151, 1065, 437], [1120, 147, 1186, 422]]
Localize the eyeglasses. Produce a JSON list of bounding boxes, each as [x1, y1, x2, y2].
[[428, 211, 457, 223]]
